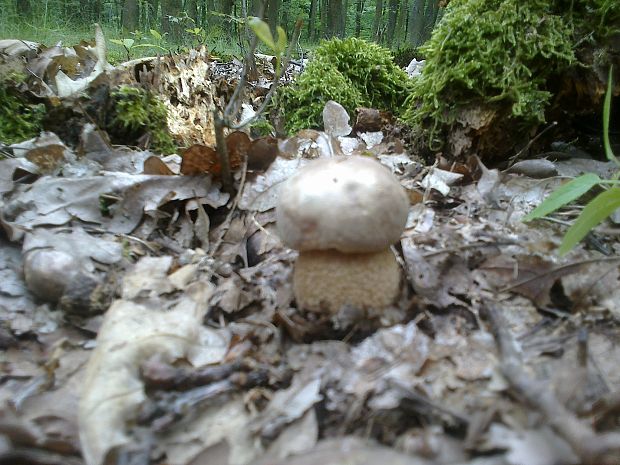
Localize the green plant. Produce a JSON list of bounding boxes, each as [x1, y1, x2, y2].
[[110, 29, 168, 61], [108, 85, 176, 154], [279, 37, 411, 134], [248, 17, 288, 74], [0, 75, 45, 144], [523, 67, 620, 255]]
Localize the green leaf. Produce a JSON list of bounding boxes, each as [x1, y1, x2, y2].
[[559, 187, 620, 254], [249, 17, 275, 50], [276, 26, 287, 53], [111, 38, 135, 48], [522, 173, 602, 221], [150, 29, 162, 40], [603, 66, 619, 166], [132, 44, 168, 52]]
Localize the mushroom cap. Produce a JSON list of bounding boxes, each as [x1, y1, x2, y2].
[[276, 156, 409, 253], [24, 249, 79, 302], [294, 248, 401, 313]]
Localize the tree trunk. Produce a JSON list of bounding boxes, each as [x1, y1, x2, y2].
[[122, 0, 140, 31], [340, 0, 347, 37], [394, 0, 407, 47], [266, 0, 280, 34], [354, 0, 364, 37], [161, 0, 183, 39], [308, 0, 318, 40], [326, 0, 343, 38], [16, 0, 32, 19], [372, 0, 383, 42], [421, 0, 439, 43], [187, 0, 199, 23], [319, 0, 328, 38], [281, 0, 291, 35], [220, 0, 235, 35], [407, 0, 425, 47], [385, 0, 398, 44], [91, 0, 103, 22]]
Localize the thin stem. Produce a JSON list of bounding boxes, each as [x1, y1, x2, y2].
[[229, 19, 303, 131]]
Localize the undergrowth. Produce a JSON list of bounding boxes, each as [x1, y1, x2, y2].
[[404, 0, 620, 151], [108, 85, 176, 154], [278, 37, 411, 134], [0, 73, 45, 144]]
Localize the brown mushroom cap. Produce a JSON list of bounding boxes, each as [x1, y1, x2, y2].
[[276, 156, 409, 253]]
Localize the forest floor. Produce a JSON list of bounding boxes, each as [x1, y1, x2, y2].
[[1, 33, 620, 465]]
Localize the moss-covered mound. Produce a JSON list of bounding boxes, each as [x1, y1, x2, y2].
[[280, 38, 411, 134], [0, 74, 45, 145], [106, 85, 176, 155], [405, 0, 620, 159]]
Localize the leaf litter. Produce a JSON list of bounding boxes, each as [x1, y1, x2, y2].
[[1, 38, 620, 465]]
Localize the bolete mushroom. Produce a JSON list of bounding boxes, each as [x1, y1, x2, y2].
[[276, 156, 409, 314]]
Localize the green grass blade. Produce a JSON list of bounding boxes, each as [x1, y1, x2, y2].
[[559, 187, 620, 254], [603, 66, 619, 166], [522, 173, 601, 221]]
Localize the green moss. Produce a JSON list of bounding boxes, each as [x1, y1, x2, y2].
[[404, 0, 620, 152], [279, 38, 411, 133], [404, 0, 575, 139], [249, 117, 275, 137], [0, 76, 45, 145], [108, 85, 176, 154]]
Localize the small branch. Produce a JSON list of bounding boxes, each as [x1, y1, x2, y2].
[[213, 110, 234, 194], [507, 121, 558, 167], [229, 19, 303, 131], [484, 303, 620, 465]]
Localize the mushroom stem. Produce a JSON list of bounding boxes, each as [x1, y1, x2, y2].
[[293, 248, 401, 314]]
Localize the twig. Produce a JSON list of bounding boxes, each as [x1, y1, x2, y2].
[[484, 303, 620, 465], [500, 256, 620, 293], [210, 156, 249, 258], [421, 240, 518, 258], [228, 19, 303, 130], [507, 121, 558, 167]]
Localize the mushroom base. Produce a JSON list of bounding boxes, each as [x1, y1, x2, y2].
[[293, 248, 401, 314]]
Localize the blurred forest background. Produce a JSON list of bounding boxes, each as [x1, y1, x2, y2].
[[0, 0, 444, 58]]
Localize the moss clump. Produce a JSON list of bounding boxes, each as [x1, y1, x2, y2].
[[0, 75, 45, 145], [404, 0, 620, 156], [108, 85, 176, 154], [404, 0, 575, 141], [280, 38, 411, 133]]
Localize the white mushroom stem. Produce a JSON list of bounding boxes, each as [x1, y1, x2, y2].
[[293, 248, 401, 314]]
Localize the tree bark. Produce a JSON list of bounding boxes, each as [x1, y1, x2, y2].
[[308, 0, 318, 40], [385, 0, 398, 44], [319, 0, 328, 38], [122, 0, 140, 31], [407, 0, 425, 47], [266, 0, 280, 34], [394, 0, 407, 47], [354, 0, 364, 37], [421, 0, 439, 43], [327, 0, 343, 38], [372, 0, 383, 42], [340, 0, 347, 37]]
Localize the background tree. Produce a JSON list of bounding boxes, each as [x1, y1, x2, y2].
[[0, 0, 444, 55], [122, 0, 139, 31]]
